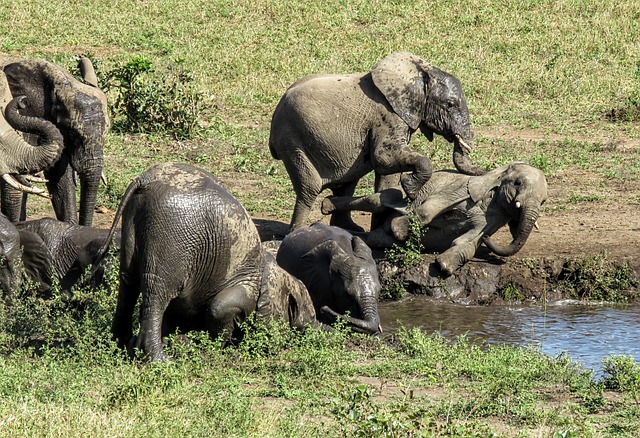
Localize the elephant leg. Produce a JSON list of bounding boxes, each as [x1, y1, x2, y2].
[[373, 143, 432, 200], [285, 158, 322, 231], [0, 181, 27, 222], [207, 285, 257, 344], [329, 180, 365, 232], [322, 192, 399, 216], [45, 158, 78, 224], [436, 232, 483, 275], [372, 173, 402, 229], [112, 271, 141, 352], [365, 227, 399, 249], [134, 273, 177, 361]]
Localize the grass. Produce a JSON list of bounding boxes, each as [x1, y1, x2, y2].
[[2, 0, 640, 435]]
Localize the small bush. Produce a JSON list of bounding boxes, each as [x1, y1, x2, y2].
[[103, 56, 205, 139], [601, 355, 640, 404], [384, 212, 424, 268]]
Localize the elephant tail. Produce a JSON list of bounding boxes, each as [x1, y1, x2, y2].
[[91, 176, 143, 271]]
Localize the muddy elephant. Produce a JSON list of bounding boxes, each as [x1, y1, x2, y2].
[[0, 215, 120, 299], [269, 51, 485, 232], [322, 162, 548, 275], [0, 74, 63, 197], [0, 56, 110, 226], [95, 162, 326, 361], [276, 222, 382, 334]]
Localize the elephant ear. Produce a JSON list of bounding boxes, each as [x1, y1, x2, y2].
[[371, 52, 428, 130], [467, 164, 511, 203], [351, 235, 373, 261]]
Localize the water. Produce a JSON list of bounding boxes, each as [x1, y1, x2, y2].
[[378, 295, 640, 373]]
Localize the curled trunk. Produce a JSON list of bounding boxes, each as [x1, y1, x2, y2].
[[321, 295, 382, 334], [484, 206, 539, 257], [452, 141, 486, 176]]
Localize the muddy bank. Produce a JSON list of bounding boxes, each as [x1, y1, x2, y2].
[[375, 250, 640, 305]]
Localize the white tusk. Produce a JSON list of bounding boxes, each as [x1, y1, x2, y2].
[[515, 201, 521, 208], [455, 134, 472, 153], [534, 221, 540, 230], [23, 174, 49, 184], [2, 174, 51, 199], [101, 172, 108, 186]]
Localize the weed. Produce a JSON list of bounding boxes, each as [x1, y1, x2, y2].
[[500, 283, 526, 302], [601, 355, 640, 404], [384, 212, 424, 268], [559, 252, 638, 302], [103, 56, 205, 139]]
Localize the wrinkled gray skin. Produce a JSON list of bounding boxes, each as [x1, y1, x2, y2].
[[269, 51, 485, 232], [276, 222, 382, 334], [322, 163, 548, 275], [96, 162, 323, 361], [0, 57, 110, 226], [0, 216, 119, 300], [16, 218, 121, 294], [0, 73, 63, 188]]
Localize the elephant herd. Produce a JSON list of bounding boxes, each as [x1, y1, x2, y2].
[[0, 52, 548, 361]]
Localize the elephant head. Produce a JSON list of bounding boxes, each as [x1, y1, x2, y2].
[[0, 72, 63, 197], [1, 57, 110, 225], [302, 235, 382, 334], [371, 51, 485, 177], [468, 162, 548, 256]]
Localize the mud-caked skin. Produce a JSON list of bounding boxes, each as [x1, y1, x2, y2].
[[0, 57, 110, 226], [322, 163, 548, 275], [269, 51, 485, 232], [97, 162, 322, 361], [276, 222, 382, 334]]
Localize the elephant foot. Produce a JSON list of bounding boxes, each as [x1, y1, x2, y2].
[[435, 253, 461, 276], [390, 216, 410, 241], [400, 173, 423, 200], [321, 197, 336, 215]]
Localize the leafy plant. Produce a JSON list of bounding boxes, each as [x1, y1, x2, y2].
[[103, 56, 205, 139], [601, 355, 640, 404], [384, 212, 424, 268]]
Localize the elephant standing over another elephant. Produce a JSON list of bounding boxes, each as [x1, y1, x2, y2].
[[0, 56, 110, 226], [96, 162, 325, 361], [276, 222, 382, 334], [322, 162, 548, 275], [269, 51, 485, 232]]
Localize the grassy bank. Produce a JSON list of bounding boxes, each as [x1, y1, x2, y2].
[[1, 280, 639, 436]]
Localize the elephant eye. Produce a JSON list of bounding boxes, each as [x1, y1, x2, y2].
[[514, 179, 522, 186]]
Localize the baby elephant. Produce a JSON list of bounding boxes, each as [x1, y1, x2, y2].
[[96, 162, 321, 361], [276, 222, 382, 334], [322, 162, 548, 275]]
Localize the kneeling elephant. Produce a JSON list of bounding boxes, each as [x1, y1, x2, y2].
[[322, 162, 548, 275]]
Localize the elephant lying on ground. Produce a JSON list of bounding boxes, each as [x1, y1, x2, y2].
[[95, 162, 327, 361], [322, 162, 548, 275], [0, 216, 121, 299], [0, 56, 110, 225], [276, 222, 382, 334], [269, 51, 485, 232]]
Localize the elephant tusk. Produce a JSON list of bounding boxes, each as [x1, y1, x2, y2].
[[534, 221, 540, 230], [378, 323, 383, 333], [23, 174, 49, 184], [2, 174, 51, 198], [455, 134, 472, 153], [101, 171, 108, 186], [515, 201, 521, 208]]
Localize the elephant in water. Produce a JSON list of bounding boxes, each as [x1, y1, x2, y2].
[[95, 162, 325, 361], [0, 57, 110, 225], [276, 223, 382, 335], [322, 162, 548, 275], [269, 51, 485, 232]]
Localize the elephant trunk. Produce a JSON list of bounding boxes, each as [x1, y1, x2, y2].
[[452, 140, 486, 177], [78, 160, 103, 226], [483, 205, 539, 257], [321, 296, 382, 335]]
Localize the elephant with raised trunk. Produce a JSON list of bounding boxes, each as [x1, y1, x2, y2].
[[95, 162, 325, 361], [0, 56, 110, 226], [269, 51, 485, 232], [322, 162, 548, 275], [276, 222, 382, 334]]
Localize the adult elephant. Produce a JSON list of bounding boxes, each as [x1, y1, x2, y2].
[[95, 162, 325, 361], [322, 162, 548, 275], [0, 56, 110, 226], [276, 222, 382, 334], [269, 51, 485, 232]]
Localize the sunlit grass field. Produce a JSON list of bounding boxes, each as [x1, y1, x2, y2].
[[1, 1, 640, 435]]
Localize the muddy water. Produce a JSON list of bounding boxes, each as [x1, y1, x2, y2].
[[378, 295, 640, 373]]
